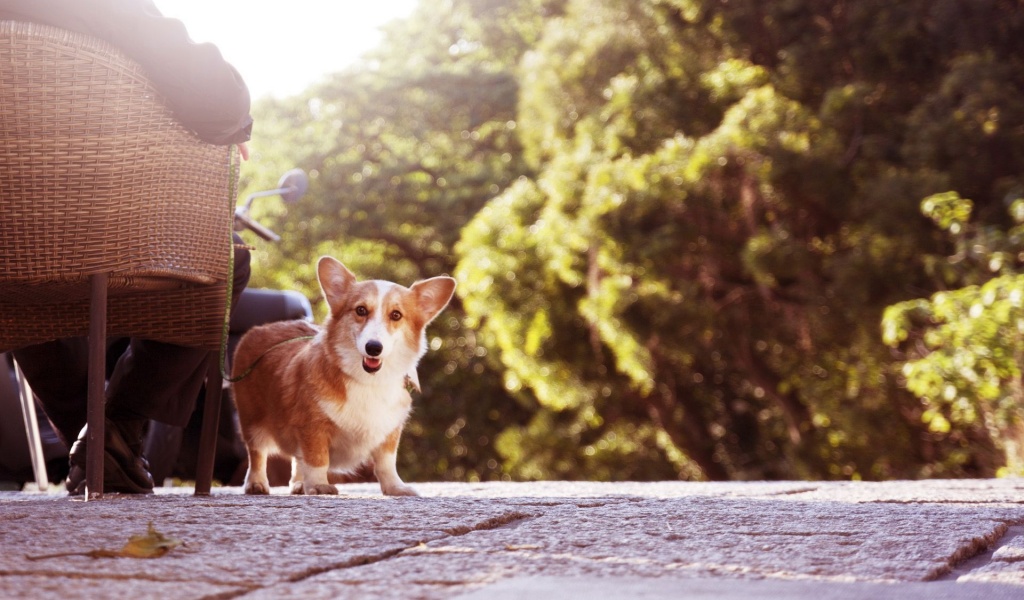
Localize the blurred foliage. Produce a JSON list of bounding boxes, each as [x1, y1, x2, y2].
[[884, 192, 1024, 476], [238, 0, 1024, 482]]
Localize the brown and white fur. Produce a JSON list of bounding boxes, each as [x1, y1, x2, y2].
[[232, 256, 456, 496]]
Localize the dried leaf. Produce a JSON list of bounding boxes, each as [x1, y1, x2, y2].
[[26, 522, 183, 561], [118, 522, 184, 558]]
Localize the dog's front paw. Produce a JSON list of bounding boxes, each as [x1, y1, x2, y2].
[[382, 483, 419, 497], [244, 481, 270, 495], [305, 483, 339, 495]]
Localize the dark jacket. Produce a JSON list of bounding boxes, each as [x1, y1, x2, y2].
[[0, 0, 252, 145]]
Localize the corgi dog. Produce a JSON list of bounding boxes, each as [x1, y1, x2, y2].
[[232, 256, 456, 496]]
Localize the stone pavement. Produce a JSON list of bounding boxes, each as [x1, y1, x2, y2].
[[1, 479, 1023, 599]]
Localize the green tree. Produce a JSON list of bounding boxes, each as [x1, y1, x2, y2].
[[456, 0, 1024, 480], [884, 193, 1024, 476]]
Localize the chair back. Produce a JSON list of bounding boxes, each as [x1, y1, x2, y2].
[[0, 21, 236, 352]]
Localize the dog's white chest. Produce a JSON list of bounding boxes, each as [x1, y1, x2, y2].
[[317, 381, 410, 470]]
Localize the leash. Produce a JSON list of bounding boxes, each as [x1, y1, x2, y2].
[[214, 148, 316, 384], [218, 147, 240, 382]]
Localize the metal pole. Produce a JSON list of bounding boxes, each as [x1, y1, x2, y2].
[[13, 359, 48, 491]]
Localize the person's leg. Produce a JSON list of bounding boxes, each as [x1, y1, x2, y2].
[[13, 337, 156, 494], [105, 341, 209, 426], [106, 237, 252, 426], [11, 338, 89, 448]]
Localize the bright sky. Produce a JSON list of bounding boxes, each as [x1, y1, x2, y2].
[[153, 0, 420, 100]]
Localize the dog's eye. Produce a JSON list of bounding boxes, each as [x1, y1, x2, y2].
[[390, 310, 402, 321], [355, 306, 369, 317]]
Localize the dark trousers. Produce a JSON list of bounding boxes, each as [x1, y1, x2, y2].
[[13, 241, 251, 447]]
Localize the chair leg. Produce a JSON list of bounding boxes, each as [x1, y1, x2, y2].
[[86, 273, 108, 500], [194, 352, 223, 496], [13, 359, 49, 490]]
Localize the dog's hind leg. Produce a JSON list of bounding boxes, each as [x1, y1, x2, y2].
[[372, 427, 418, 497]]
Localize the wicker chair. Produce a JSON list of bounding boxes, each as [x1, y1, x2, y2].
[[0, 22, 236, 498]]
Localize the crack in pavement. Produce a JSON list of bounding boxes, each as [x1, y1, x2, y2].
[[441, 511, 537, 536], [732, 529, 858, 537], [761, 487, 820, 496], [0, 568, 239, 586], [0, 569, 256, 600], [216, 510, 538, 598], [934, 524, 1024, 582]]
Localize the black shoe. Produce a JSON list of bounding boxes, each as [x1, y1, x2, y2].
[[66, 418, 154, 495]]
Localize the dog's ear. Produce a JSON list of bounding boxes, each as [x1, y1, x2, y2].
[[410, 276, 456, 324], [317, 256, 357, 312]]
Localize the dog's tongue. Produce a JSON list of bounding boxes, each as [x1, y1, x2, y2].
[[362, 357, 382, 373]]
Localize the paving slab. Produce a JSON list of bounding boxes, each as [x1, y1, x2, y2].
[[0, 480, 1021, 599], [456, 577, 1024, 600]]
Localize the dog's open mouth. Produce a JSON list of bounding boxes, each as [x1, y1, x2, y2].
[[362, 357, 383, 373]]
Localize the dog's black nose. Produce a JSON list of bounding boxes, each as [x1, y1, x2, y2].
[[365, 340, 383, 357]]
